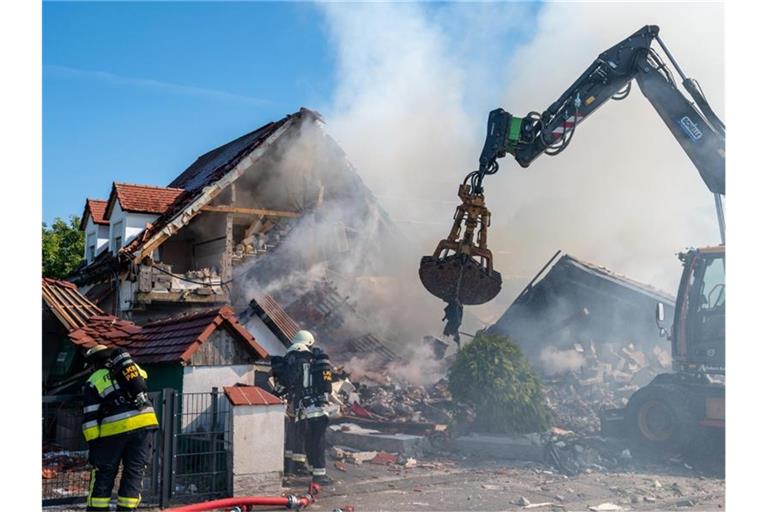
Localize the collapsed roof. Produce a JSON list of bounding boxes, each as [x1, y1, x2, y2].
[[488, 251, 676, 361]]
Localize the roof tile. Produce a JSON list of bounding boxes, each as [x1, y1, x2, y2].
[[109, 183, 185, 217], [223, 386, 283, 407]]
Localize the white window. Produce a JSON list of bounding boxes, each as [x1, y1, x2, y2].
[[85, 232, 97, 262], [112, 220, 124, 252]]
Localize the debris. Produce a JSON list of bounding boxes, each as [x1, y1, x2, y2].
[[334, 461, 347, 472], [588, 503, 624, 512], [523, 503, 555, 510], [369, 451, 397, 465], [620, 449, 632, 460], [676, 499, 696, 508], [517, 496, 531, 507], [481, 484, 502, 490]]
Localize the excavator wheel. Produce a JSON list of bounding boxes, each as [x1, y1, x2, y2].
[[419, 254, 502, 305], [625, 383, 697, 453]]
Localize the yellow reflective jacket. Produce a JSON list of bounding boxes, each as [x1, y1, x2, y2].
[[81, 366, 158, 442]]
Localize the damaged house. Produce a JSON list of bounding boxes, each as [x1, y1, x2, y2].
[[489, 251, 676, 372], [68, 108, 410, 370], [71, 108, 400, 326]]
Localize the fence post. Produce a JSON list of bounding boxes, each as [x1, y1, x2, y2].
[[210, 387, 219, 494], [159, 388, 176, 508]]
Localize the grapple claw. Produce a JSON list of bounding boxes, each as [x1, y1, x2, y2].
[[419, 185, 502, 306]]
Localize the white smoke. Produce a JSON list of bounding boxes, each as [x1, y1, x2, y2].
[[318, 2, 724, 329]]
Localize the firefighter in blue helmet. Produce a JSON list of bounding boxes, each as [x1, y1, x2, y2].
[[82, 345, 158, 511]]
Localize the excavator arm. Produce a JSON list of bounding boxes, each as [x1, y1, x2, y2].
[[420, 25, 726, 342], [477, 25, 725, 195]]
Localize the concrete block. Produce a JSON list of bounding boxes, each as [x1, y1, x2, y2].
[[328, 423, 428, 457], [233, 471, 282, 496], [453, 432, 546, 462]]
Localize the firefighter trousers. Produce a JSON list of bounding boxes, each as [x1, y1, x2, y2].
[[86, 428, 153, 511], [305, 415, 329, 477], [285, 416, 307, 473]]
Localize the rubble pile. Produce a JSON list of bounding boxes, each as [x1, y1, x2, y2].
[[544, 429, 634, 476], [542, 342, 672, 434], [333, 376, 457, 427]]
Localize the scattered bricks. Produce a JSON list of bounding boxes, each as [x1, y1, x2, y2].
[[370, 452, 397, 465], [334, 461, 347, 472]]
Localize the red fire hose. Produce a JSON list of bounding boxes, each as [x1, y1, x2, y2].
[[165, 483, 320, 511]]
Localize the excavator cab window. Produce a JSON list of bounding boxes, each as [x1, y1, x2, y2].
[[685, 253, 725, 369]]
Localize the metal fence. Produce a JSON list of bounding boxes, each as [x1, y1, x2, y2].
[[42, 388, 232, 508], [163, 389, 233, 506]]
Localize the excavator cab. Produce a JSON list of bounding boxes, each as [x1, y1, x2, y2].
[[672, 246, 725, 372]]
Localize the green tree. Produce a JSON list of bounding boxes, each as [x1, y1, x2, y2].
[[42, 216, 84, 279], [448, 331, 551, 434]]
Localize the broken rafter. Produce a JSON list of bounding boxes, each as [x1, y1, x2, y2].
[[133, 119, 295, 263], [200, 205, 300, 218]]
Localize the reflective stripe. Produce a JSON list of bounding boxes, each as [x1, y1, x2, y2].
[[100, 410, 158, 438], [83, 420, 100, 441], [83, 425, 100, 442], [292, 454, 307, 463], [312, 468, 327, 476], [83, 404, 100, 414], [87, 496, 111, 508], [99, 383, 118, 398], [139, 367, 148, 379], [102, 409, 145, 424], [117, 495, 141, 508], [303, 409, 328, 419]]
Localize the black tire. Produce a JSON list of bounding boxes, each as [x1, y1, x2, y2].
[[625, 383, 697, 453]]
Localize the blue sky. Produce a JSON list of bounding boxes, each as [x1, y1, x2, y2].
[[43, 1, 545, 225], [43, 1, 338, 223]]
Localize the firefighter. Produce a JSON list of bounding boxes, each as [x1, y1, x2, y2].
[[285, 331, 335, 486], [282, 331, 315, 476], [82, 345, 159, 511]]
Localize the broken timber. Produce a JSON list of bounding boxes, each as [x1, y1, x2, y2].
[[133, 119, 295, 263], [200, 205, 300, 217]]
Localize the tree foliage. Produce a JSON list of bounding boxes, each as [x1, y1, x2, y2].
[[43, 216, 84, 279], [448, 331, 551, 434]]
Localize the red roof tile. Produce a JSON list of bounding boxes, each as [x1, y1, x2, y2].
[[69, 306, 269, 365], [223, 386, 282, 407], [250, 295, 300, 344], [105, 182, 185, 218], [42, 278, 106, 331], [80, 199, 109, 230]]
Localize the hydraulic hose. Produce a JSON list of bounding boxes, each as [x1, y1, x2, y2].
[[165, 492, 316, 511]]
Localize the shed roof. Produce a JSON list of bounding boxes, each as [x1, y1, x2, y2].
[[223, 385, 282, 407], [67, 306, 269, 364], [42, 278, 105, 331], [133, 305, 268, 364]]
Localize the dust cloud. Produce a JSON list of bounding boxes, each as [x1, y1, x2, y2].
[[317, 2, 724, 329]]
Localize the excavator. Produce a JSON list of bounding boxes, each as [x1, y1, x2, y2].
[[420, 25, 725, 451]]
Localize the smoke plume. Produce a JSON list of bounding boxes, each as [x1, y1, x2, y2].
[[318, 2, 724, 328]]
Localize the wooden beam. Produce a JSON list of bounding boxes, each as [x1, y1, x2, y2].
[[200, 205, 300, 218], [221, 213, 233, 284]]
